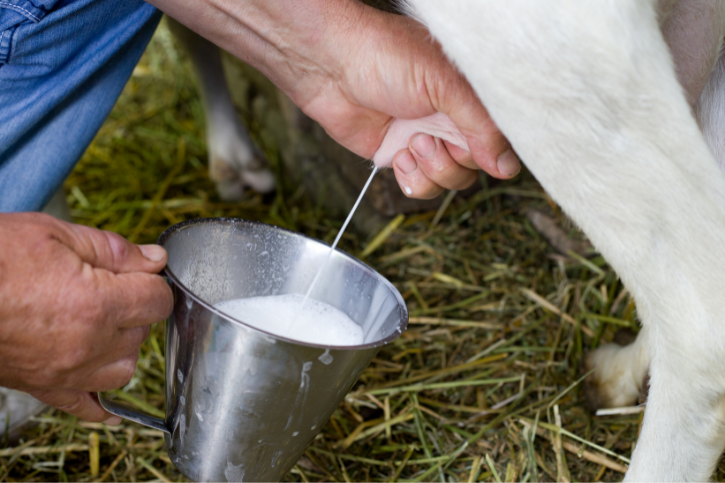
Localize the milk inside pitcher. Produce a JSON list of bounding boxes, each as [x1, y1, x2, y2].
[[99, 218, 408, 482]]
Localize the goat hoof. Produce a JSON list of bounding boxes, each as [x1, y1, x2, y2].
[[215, 179, 246, 201], [241, 167, 276, 194], [582, 331, 645, 412]]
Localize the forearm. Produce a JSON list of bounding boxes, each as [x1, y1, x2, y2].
[[146, 0, 369, 106], [147, 0, 521, 186]]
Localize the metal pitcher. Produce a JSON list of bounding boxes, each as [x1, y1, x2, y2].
[[98, 218, 408, 482]]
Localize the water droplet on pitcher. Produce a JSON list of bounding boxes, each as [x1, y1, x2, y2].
[[179, 414, 186, 446], [318, 349, 333, 365], [180, 396, 186, 406], [292, 431, 299, 437], [195, 403, 204, 422], [271, 451, 283, 468], [177, 370, 184, 383], [225, 460, 245, 482]]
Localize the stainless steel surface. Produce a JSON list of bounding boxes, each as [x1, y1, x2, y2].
[[99, 218, 407, 482]]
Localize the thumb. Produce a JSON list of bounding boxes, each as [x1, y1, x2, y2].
[[63, 223, 167, 274], [433, 67, 521, 178]]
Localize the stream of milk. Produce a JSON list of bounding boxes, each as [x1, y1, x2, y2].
[[302, 166, 378, 303], [215, 167, 378, 346]]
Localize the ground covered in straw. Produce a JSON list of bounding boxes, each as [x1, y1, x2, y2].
[[5, 21, 719, 483]]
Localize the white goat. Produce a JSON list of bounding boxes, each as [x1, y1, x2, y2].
[[174, 0, 725, 477], [401, 0, 725, 480]]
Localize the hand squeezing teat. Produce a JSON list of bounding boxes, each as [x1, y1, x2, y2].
[[372, 112, 471, 168]]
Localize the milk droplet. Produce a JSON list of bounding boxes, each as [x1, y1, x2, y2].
[[271, 451, 283, 468], [225, 460, 245, 482], [404, 186, 412, 195], [318, 349, 333, 365], [177, 370, 183, 383], [311, 425, 317, 430], [292, 431, 299, 437], [180, 396, 186, 406], [195, 403, 204, 422]]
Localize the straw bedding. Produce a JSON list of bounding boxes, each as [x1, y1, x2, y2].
[[4, 21, 711, 482]]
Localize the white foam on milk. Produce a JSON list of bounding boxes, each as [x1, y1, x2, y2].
[[214, 294, 363, 346]]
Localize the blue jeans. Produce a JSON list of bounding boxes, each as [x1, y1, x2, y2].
[[0, 0, 161, 212]]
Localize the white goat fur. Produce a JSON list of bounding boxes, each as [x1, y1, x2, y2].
[[405, 0, 725, 480]]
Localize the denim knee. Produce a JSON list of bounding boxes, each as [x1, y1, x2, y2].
[[0, 0, 161, 212]]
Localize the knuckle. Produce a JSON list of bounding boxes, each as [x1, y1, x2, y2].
[[125, 328, 146, 350], [105, 231, 129, 267], [422, 187, 444, 200], [139, 325, 152, 343], [80, 302, 105, 326], [58, 341, 94, 373], [118, 359, 137, 386], [140, 278, 174, 321], [56, 393, 86, 412], [158, 282, 174, 317], [455, 173, 478, 190]]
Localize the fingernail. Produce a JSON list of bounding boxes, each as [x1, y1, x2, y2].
[[395, 151, 418, 174], [103, 415, 122, 426], [411, 134, 436, 158], [497, 149, 521, 177], [139, 244, 166, 262]]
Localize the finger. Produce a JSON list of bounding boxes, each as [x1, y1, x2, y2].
[[459, 111, 521, 179], [443, 141, 474, 167], [73, 325, 151, 382], [65, 223, 167, 274], [76, 351, 140, 393], [28, 388, 121, 424], [430, 67, 521, 178], [409, 134, 478, 190], [102, 271, 173, 329], [392, 150, 445, 199]]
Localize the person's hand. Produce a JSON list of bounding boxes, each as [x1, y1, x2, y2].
[[294, 8, 521, 199], [0, 213, 173, 423], [145, 0, 520, 200]]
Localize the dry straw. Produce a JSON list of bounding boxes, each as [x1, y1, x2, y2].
[[1, 20, 681, 483]]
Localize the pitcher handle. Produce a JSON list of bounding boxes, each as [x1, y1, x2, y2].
[[98, 267, 172, 434], [98, 393, 170, 434]]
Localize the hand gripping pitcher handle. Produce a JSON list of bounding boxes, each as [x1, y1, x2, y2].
[[97, 269, 171, 434]]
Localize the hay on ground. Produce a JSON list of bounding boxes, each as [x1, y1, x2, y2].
[[4, 21, 707, 483]]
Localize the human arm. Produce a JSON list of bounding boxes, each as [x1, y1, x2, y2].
[[0, 213, 173, 423], [145, 0, 520, 199]]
